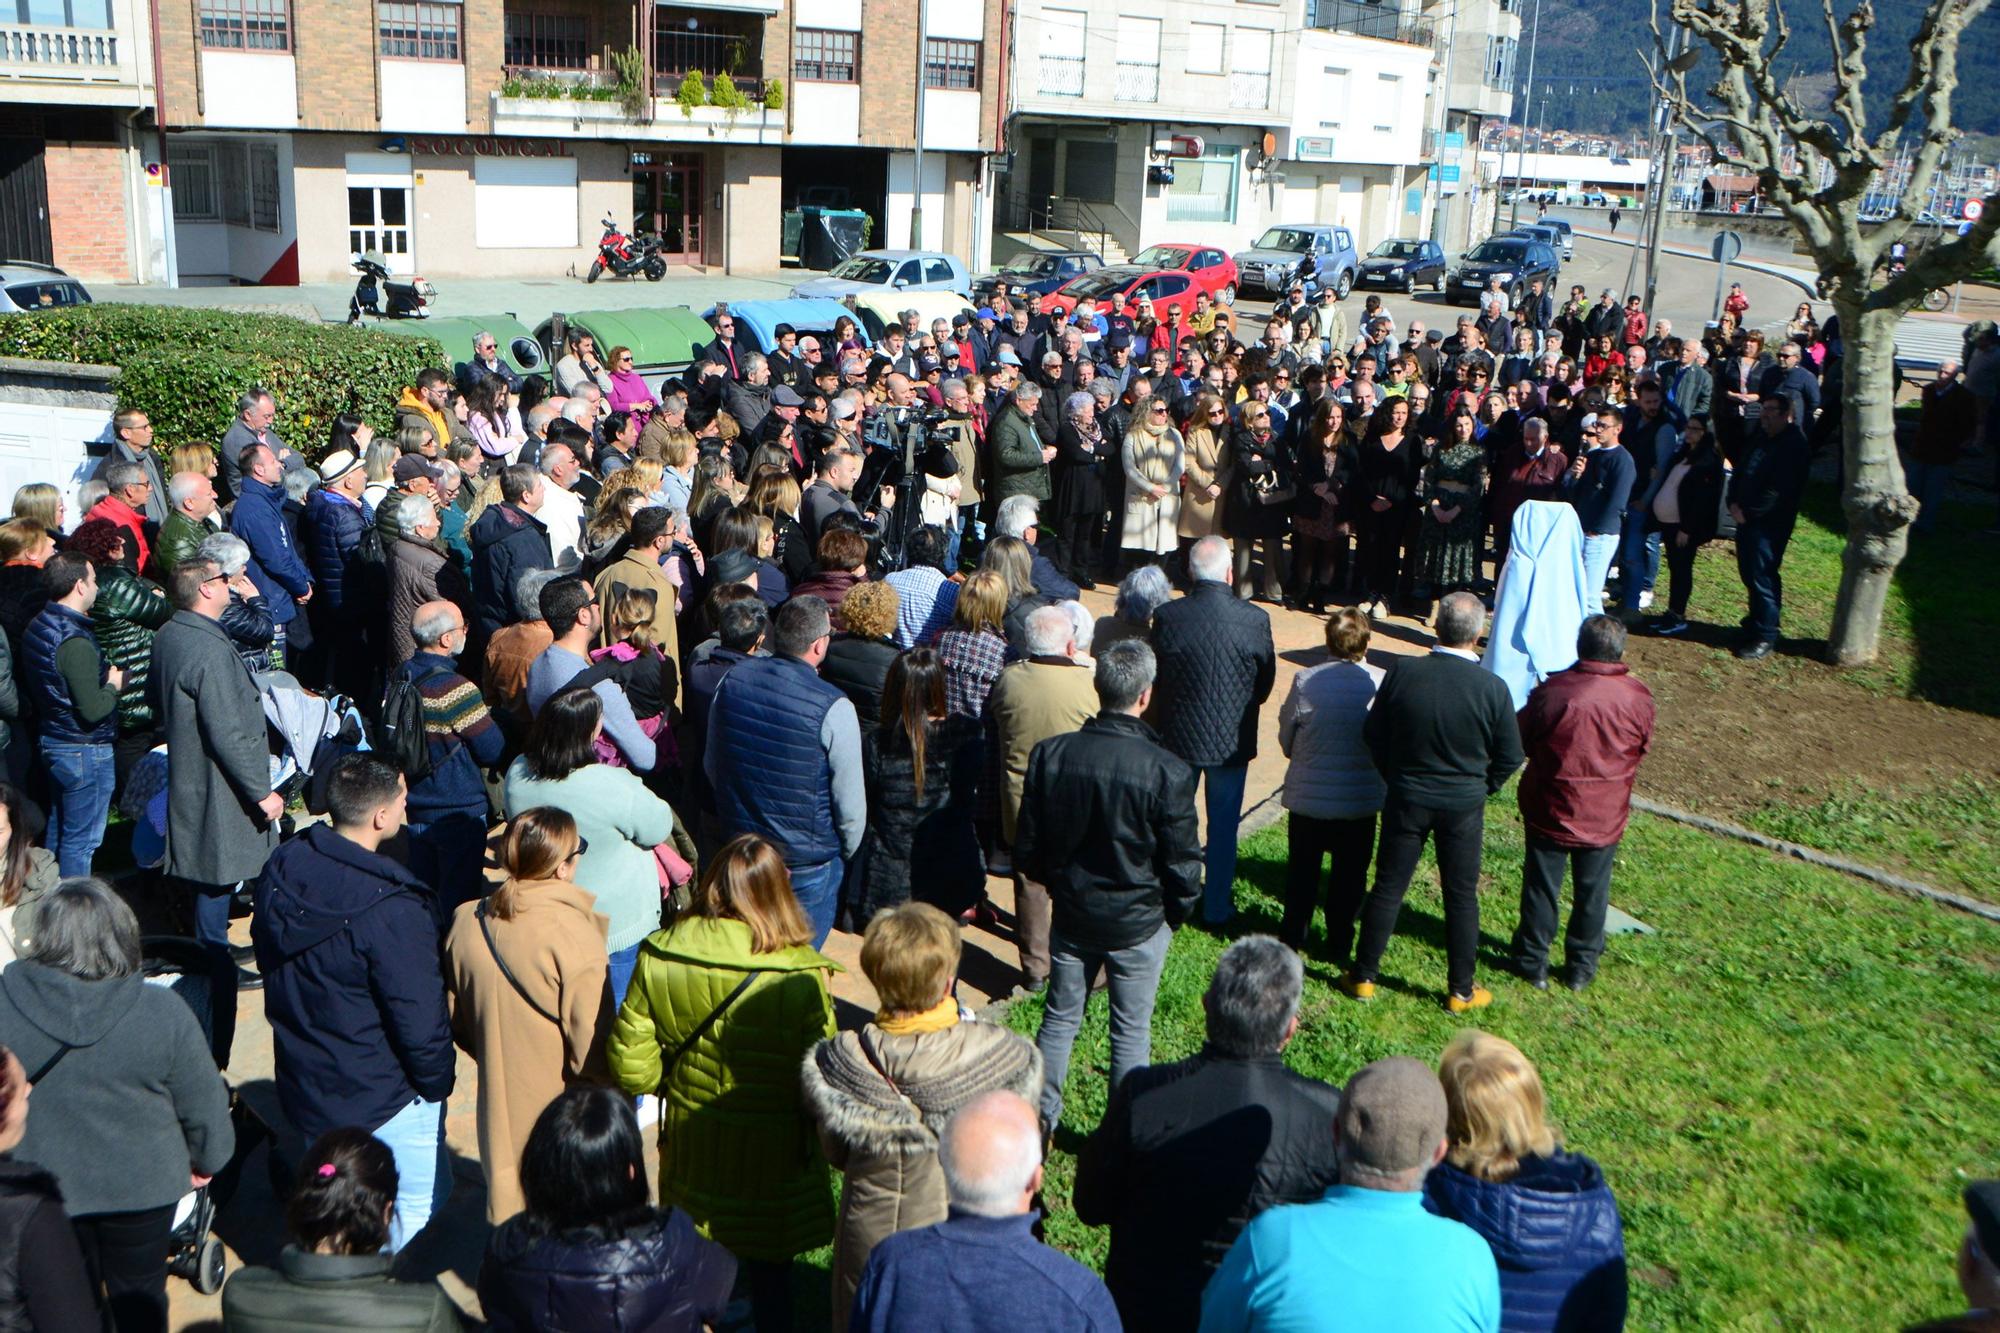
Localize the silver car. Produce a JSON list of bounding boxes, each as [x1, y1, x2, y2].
[[0, 262, 93, 313], [790, 249, 971, 300]]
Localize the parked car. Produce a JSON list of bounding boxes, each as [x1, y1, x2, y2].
[[1535, 217, 1575, 259], [0, 262, 92, 313], [1445, 236, 1562, 307], [1042, 267, 1205, 323], [1500, 224, 1571, 265], [1232, 224, 1360, 301], [849, 291, 981, 345], [970, 250, 1101, 306], [704, 298, 866, 361], [1126, 242, 1240, 304], [791, 249, 971, 300], [1355, 238, 1447, 294]]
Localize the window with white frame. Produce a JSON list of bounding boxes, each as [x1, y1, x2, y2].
[[379, 0, 460, 62], [1114, 15, 1159, 103], [168, 140, 280, 231], [1037, 8, 1085, 97], [1229, 28, 1271, 109], [1320, 65, 1349, 128], [1167, 148, 1237, 223], [1486, 35, 1517, 89], [1185, 22, 1224, 74]]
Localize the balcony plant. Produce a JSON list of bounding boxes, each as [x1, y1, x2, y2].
[[709, 72, 748, 122], [675, 69, 707, 119], [762, 78, 784, 111], [613, 45, 646, 120]]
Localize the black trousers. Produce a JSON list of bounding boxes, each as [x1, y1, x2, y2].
[[73, 1204, 175, 1333], [1280, 812, 1377, 963], [1357, 508, 1406, 603], [1510, 832, 1618, 982], [1658, 524, 1698, 617], [1053, 506, 1101, 583], [1351, 798, 1485, 997]]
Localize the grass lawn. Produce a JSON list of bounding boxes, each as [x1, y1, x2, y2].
[[1003, 803, 2000, 1330]]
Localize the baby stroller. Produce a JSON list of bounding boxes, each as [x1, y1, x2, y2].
[[141, 935, 276, 1296]]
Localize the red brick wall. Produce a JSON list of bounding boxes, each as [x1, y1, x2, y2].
[[294, 1, 381, 130], [860, 0, 917, 147], [45, 140, 133, 282]]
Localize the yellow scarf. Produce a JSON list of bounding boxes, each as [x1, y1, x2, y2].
[[875, 995, 959, 1036]]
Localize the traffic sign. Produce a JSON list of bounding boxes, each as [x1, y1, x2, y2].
[[1964, 198, 1984, 222], [1711, 230, 1743, 264]]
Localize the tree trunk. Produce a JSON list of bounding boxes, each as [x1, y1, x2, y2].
[[1825, 301, 1920, 667]]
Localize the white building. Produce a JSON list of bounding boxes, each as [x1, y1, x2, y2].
[[1001, 0, 1434, 260], [1421, 0, 1521, 250]]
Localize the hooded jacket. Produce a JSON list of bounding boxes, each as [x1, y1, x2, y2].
[[1483, 500, 1589, 711], [470, 503, 553, 639], [1423, 1153, 1628, 1333], [0, 960, 233, 1217], [251, 823, 456, 1140], [478, 1206, 737, 1333]]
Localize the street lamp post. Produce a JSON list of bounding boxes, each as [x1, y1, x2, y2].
[[1507, 0, 1541, 232]]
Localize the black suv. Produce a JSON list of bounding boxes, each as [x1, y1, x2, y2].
[[1446, 237, 1561, 307]]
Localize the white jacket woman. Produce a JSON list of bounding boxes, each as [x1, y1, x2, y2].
[[1119, 395, 1185, 557]]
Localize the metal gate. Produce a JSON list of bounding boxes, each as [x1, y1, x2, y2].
[[0, 138, 53, 267]]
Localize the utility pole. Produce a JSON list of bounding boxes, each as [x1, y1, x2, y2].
[[911, 0, 928, 248], [1638, 21, 1687, 311], [1429, 0, 1461, 246], [1507, 0, 1541, 231], [1621, 22, 1678, 301]]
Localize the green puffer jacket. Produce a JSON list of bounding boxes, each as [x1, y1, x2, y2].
[[153, 511, 212, 582], [90, 565, 173, 731], [607, 914, 840, 1262]]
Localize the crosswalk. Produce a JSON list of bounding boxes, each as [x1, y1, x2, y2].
[[1894, 314, 1975, 371]]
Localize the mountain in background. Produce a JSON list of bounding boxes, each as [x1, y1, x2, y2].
[[1506, 0, 2000, 150]]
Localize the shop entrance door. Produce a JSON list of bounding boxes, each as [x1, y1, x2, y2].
[[633, 153, 701, 263], [345, 152, 416, 274]]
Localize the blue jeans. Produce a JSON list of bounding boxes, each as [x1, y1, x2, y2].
[[789, 858, 843, 948], [373, 1096, 450, 1253], [1581, 532, 1619, 616], [1616, 506, 1661, 598], [1736, 519, 1793, 642], [608, 941, 642, 1008], [40, 740, 115, 878], [1036, 923, 1173, 1128], [1199, 764, 1249, 925], [1907, 458, 1950, 533]]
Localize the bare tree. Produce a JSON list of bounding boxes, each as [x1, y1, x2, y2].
[[1652, 0, 2000, 666]]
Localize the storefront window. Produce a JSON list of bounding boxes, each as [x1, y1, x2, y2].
[[1166, 150, 1238, 224]]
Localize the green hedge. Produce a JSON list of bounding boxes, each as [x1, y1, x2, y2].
[[0, 304, 445, 463]]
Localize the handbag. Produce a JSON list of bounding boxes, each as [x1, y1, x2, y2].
[[476, 899, 563, 1026], [1251, 467, 1296, 507]]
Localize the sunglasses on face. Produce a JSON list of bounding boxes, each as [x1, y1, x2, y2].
[[567, 836, 590, 862]]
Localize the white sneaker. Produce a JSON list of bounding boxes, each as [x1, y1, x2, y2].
[[1637, 590, 1654, 610], [634, 1094, 660, 1129]]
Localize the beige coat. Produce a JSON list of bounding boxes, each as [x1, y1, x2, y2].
[[986, 657, 1098, 841], [1120, 423, 1186, 555], [593, 545, 682, 711], [444, 878, 613, 1222], [1177, 425, 1231, 538]]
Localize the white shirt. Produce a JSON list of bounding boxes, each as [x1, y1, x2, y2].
[[538, 483, 586, 569]]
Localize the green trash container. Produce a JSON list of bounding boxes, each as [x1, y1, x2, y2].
[[782, 210, 804, 262]]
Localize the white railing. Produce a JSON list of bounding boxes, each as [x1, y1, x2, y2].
[[0, 22, 126, 81], [1228, 71, 1269, 109], [1038, 53, 1084, 97], [1113, 61, 1158, 102]]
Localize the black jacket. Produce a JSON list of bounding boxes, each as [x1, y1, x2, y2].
[[1729, 423, 1811, 530], [859, 714, 986, 923], [1150, 581, 1276, 768], [1073, 1047, 1342, 1333], [221, 1247, 463, 1332], [1647, 441, 1727, 545], [820, 634, 900, 731], [1363, 649, 1524, 810], [1015, 711, 1203, 951], [478, 1207, 737, 1333], [251, 823, 456, 1142], [469, 504, 553, 639], [0, 1157, 95, 1332], [1222, 425, 1292, 541]]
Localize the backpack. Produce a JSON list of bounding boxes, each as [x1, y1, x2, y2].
[[371, 664, 450, 783]]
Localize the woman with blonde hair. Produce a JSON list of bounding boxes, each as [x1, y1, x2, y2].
[[1177, 391, 1231, 552], [1119, 393, 1185, 568], [1423, 1031, 1628, 1332], [936, 569, 1008, 719], [396, 421, 439, 459], [443, 806, 613, 1222], [803, 903, 1039, 1326], [746, 465, 809, 584], [587, 583, 675, 766], [169, 443, 220, 482], [608, 834, 838, 1333], [8, 484, 61, 536], [361, 439, 399, 517], [979, 535, 1047, 658]]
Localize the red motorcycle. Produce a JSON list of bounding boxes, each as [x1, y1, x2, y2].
[[587, 214, 667, 283]]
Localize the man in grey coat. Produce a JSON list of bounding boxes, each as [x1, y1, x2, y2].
[[91, 407, 168, 525], [152, 556, 284, 991]]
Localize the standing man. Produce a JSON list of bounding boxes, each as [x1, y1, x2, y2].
[[253, 753, 455, 1252], [219, 386, 307, 499], [92, 408, 167, 525], [459, 329, 523, 393], [1511, 615, 1654, 992], [22, 553, 121, 875], [154, 558, 284, 988], [1562, 412, 1636, 616], [705, 595, 863, 945], [469, 463, 553, 639], [1073, 937, 1341, 1332], [229, 443, 313, 666], [526, 576, 656, 774], [1150, 535, 1276, 929], [1342, 593, 1523, 1012], [86, 463, 156, 574], [1016, 640, 1202, 1129], [1908, 358, 1978, 535], [1728, 392, 1811, 661], [988, 382, 1056, 517], [155, 470, 220, 579], [395, 601, 505, 912], [304, 448, 372, 696], [1666, 337, 1713, 422], [1522, 278, 1555, 356], [704, 308, 743, 380], [1617, 380, 1681, 612]]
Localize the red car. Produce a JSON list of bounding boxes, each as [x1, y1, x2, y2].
[[1043, 266, 1206, 323], [1128, 241, 1240, 303]]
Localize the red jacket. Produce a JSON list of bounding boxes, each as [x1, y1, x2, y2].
[[1516, 660, 1655, 847], [86, 496, 150, 576]]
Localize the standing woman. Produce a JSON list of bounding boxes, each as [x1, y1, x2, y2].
[[936, 569, 1009, 720], [1223, 401, 1291, 601], [1353, 396, 1421, 617], [0, 784, 58, 964], [608, 834, 839, 1333], [858, 648, 985, 926], [1050, 392, 1111, 588], [1119, 394, 1185, 574], [1718, 329, 1770, 464], [0, 1045, 97, 1329], [1176, 392, 1231, 573], [444, 807, 614, 1224], [1643, 413, 1726, 638], [1414, 409, 1489, 615], [1290, 398, 1356, 612]]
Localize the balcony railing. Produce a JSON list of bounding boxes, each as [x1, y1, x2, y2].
[[1228, 71, 1269, 109], [1310, 0, 1437, 45], [0, 21, 123, 79], [1037, 52, 1084, 97], [1113, 61, 1158, 102], [503, 64, 614, 88]]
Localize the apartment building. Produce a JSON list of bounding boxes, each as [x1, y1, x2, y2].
[[143, 0, 1003, 286], [1421, 0, 1520, 250], [0, 0, 160, 284]]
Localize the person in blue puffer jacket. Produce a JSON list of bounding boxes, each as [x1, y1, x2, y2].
[[1424, 1031, 1628, 1333]]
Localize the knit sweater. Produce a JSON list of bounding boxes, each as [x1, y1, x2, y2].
[[401, 653, 505, 820]]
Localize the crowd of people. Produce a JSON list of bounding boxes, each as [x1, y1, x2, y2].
[[0, 273, 1983, 1333]]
